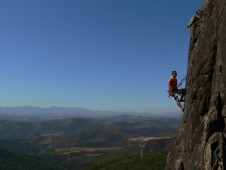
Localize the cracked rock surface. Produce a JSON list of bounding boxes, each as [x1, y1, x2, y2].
[[166, 0, 226, 169]]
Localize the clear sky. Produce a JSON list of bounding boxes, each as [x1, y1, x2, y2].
[[0, 0, 203, 113]]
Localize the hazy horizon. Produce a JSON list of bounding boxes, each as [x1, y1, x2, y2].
[[0, 105, 180, 117], [0, 0, 203, 113]]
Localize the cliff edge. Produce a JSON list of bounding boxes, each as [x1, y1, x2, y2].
[[166, 0, 226, 169]]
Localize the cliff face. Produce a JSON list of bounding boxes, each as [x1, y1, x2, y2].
[[166, 0, 226, 169]]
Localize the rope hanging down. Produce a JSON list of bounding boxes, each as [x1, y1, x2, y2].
[[177, 75, 187, 88]]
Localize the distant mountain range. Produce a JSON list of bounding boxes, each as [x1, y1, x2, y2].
[[0, 106, 180, 119], [0, 106, 102, 119]]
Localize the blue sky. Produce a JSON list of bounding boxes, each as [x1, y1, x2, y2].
[[0, 0, 203, 113]]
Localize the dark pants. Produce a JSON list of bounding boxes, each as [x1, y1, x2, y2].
[[174, 88, 186, 100]]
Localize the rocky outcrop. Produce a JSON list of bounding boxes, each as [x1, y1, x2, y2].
[[166, 0, 226, 169], [142, 137, 176, 156]]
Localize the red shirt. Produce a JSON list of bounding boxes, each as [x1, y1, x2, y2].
[[168, 77, 177, 92]]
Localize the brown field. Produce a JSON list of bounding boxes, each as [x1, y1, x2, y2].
[[55, 146, 123, 155], [128, 136, 171, 142]]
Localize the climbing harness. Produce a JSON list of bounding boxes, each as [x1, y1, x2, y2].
[[167, 74, 187, 131], [168, 75, 187, 98]]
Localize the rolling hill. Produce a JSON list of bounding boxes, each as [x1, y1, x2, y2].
[[0, 112, 179, 169]]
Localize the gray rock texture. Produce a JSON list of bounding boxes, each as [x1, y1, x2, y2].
[[141, 137, 176, 156], [166, 0, 226, 169]]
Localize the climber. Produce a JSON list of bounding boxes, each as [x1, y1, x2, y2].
[[168, 71, 186, 112]]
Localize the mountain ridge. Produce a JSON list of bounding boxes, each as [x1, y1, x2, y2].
[[0, 106, 180, 119]]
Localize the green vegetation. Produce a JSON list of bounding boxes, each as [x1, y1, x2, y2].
[[74, 125, 129, 147], [0, 115, 177, 169], [86, 151, 168, 170], [0, 148, 55, 170], [0, 147, 168, 170]]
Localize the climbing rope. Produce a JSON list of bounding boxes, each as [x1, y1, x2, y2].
[[167, 75, 187, 98], [177, 75, 187, 88]]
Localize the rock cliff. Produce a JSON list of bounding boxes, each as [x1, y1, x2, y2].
[[166, 0, 226, 169], [142, 137, 176, 156]]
